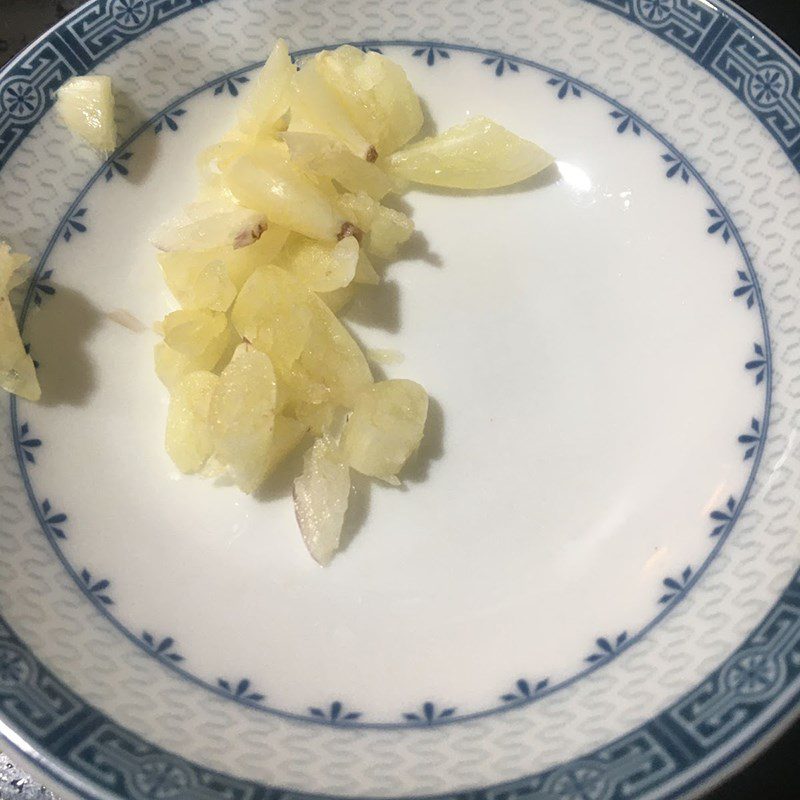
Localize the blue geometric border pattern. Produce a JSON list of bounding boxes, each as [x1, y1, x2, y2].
[[0, 568, 797, 800], [8, 43, 772, 731], [587, 0, 800, 162], [0, 1, 208, 170]]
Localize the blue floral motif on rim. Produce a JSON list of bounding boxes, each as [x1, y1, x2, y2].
[[659, 566, 693, 604], [2, 82, 38, 118], [214, 76, 249, 97], [709, 496, 737, 537], [142, 633, 184, 662], [749, 68, 787, 106], [17, 423, 41, 464], [706, 208, 731, 242], [80, 569, 113, 605], [33, 270, 55, 306], [500, 678, 550, 703], [545, 761, 611, 800], [734, 269, 756, 308], [586, 632, 629, 663], [637, 0, 674, 24], [547, 77, 582, 99], [482, 56, 519, 77], [610, 110, 641, 135], [105, 152, 133, 181], [131, 759, 193, 798], [0, 649, 28, 686], [309, 701, 361, 722], [63, 208, 87, 242], [154, 109, 186, 134], [745, 343, 767, 385], [40, 499, 67, 540], [661, 152, 690, 182], [216, 678, 264, 703], [723, 650, 780, 696], [738, 418, 762, 461], [404, 702, 456, 723], [412, 46, 450, 66]]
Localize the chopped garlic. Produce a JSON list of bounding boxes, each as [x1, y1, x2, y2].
[[57, 75, 117, 153]]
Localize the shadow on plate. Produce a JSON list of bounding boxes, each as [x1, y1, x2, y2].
[[400, 229, 444, 267], [341, 280, 402, 333], [338, 471, 372, 554], [113, 90, 158, 186], [30, 287, 102, 407], [253, 439, 307, 503], [371, 197, 444, 269], [416, 97, 439, 140], [403, 394, 444, 484]]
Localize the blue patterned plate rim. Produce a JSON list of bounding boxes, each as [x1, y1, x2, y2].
[[0, 1, 798, 799]]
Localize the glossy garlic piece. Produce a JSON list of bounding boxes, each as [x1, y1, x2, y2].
[[295, 289, 374, 409], [231, 265, 315, 373], [233, 265, 373, 409], [367, 205, 414, 259], [283, 131, 393, 199], [159, 252, 237, 312], [150, 199, 268, 252], [224, 148, 344, 240], [343, 379, 428, 483], [154, 344, 214, 391], [291, 58, 373, 160], [238, 38, 294, 136], [210, 344, 278, 493], [315, 46, 423, 156], [157, 225, 289, 311], [165, 371, 219, 473], [387, 115, 553, 189], [0, 244, 39, 401], [162, 309, 228, 357], [335, 192, 413, 259], [57, 75, 117, 153], [293, 435, 351, 565], [154, 322, 234, 390], [279, 233, 359, 293]]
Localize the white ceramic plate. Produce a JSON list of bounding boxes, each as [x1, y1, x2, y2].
[[0, 1, 799, 798]]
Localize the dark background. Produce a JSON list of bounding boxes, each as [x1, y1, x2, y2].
[[0, 1, 798, 799]]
